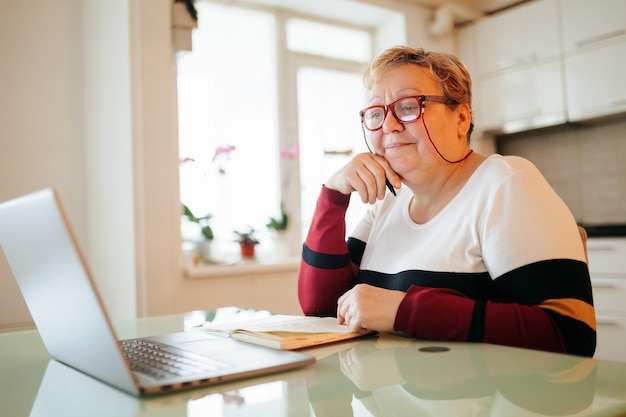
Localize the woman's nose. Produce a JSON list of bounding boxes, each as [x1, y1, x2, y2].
[[381, 109, 405, 133]]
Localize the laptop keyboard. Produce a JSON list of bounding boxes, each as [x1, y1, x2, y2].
[[121, 339, 232, 380]]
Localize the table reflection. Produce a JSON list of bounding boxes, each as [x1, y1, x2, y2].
[[30, 359, 313, 417], [29, 331, 622, 417], [303, 334, 598, 417]]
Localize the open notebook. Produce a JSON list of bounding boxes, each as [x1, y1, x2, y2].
[[0, 188, 314, 395], [203, 314, 375, 350]]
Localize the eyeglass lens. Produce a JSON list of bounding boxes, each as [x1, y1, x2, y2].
[[361, 97, 423, 131]]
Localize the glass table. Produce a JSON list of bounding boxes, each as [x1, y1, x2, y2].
[[2, 308, 626, 417]]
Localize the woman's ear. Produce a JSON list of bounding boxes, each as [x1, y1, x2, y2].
[[456, 103, 472, 140]]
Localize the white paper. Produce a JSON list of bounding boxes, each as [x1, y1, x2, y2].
[[203, 314, 354, 334]]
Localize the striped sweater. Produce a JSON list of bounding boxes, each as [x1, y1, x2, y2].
[[299, 154, 596, 357]]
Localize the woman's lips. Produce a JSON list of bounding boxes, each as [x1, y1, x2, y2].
[[385, 142, 413, 150]]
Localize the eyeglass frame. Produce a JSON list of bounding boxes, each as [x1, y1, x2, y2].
[[359, 95, 457, 132]]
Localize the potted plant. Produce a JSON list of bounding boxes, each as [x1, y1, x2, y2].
[[233, 227, 259, 259], [266, 203, 289, 232], [266, 203, 291, 256], [183, 204, 214, 261]]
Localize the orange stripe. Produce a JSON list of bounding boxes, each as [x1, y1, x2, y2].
[[540, 298, 596, 331]]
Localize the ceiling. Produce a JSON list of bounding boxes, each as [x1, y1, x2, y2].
[[393, 0, 527, 15], [227, 0, 529, 33], [386, 0, 529, 36]]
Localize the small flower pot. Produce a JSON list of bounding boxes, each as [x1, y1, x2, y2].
[[196, 240, 212, 263], [240, 242, 256, 259]]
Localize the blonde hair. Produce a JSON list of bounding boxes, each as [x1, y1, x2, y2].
[[363, 46, 474, 141]]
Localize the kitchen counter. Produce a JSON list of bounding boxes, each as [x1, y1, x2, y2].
[[579, 224, 626, 238]]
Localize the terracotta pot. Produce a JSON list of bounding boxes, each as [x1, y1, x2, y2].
[[240, 242, 256, 258]]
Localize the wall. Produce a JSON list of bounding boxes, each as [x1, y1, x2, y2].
[[1, 0, 357, 331], [82, 0, 137, 322], [369, 0, 456, 53], [498, 118, 626, 226], [0, 0, 182, 330], [0, 0, 456, 331], [0, 0, 87, 330]]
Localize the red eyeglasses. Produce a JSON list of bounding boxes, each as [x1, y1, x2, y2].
[[359, 95, 454, 131]]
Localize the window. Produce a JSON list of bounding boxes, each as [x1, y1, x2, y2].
[[286, 18, 372, 61], [177, 2, 375, 262], [295, 66, 370, 239], [286, 18, 372, 238], [178, 3, 278, 256]]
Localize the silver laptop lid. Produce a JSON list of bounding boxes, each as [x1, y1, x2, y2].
[[0, 188, 138, 394]]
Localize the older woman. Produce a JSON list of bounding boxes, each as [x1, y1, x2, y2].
[[298, 46, 595, 357]]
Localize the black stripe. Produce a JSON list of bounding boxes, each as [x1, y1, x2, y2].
[[544, 309, 596, 357], [468, 299, 487, 342], [357, 269, 494, 299], [347, 237, 366, 266], [493, 259, 593, 305], [302, 244, 351, 270]]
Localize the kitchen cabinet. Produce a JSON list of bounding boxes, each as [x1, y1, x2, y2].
[[560, 0, 626, 54], [560, 0, 626, 121], [456, 25, 498, 154], [564, 42, 626, 121], [473, 0, 566, 133], [587, 238, 626, 363], [475, 0, 561, 76], [478, 59, 566, 133], [461, 0, 626, 133]]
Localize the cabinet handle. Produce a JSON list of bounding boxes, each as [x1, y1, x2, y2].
[[588, 245, 617, 252], [591, 282, 617, 289], [611, 99, 626, 108], [596, 317, 620, 327], [580, 100, 626, 114], [323, 149, 353, 156], [502, 108, 542, 122], [576, 29, 626, 48], [495, 53, 538, 71]]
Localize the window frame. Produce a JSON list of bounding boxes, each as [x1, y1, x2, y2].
[[283, 51, 372, 240], [180, 1, 388, 275]]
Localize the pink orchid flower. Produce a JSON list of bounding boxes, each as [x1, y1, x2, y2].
[[212, 145, 236, 161], [280, 143, 299, 160]]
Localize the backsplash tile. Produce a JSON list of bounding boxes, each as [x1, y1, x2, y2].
[[497, 118, 626, 225], [582, 176, 624, 223]]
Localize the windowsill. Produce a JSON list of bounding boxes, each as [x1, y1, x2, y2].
[[184, 256, 300, 279]]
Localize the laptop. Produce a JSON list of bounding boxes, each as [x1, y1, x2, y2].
[[0, 188, 314, 396]]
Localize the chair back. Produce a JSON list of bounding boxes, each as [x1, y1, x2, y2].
[[578, 226, 588, 265]]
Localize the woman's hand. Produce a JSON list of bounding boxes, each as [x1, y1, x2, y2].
[[337, 283, 405, 333], [325, 153, 400, 204]]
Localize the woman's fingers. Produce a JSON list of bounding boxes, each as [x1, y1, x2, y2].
[[326, 153, 397, 203]]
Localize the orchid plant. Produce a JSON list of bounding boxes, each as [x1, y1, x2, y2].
[[182, 204, 214, 241], [180, 145, 236, 243], [266, 203, 288, 232], [266, 142, 298, 233]]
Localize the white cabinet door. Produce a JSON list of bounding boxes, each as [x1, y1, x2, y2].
[[473, 0, 565, 133], [560, 0, 626, 53], [588, 239, 626, 275], [564, 41, 626, 121], [588, 238, 626, 363], [457, 25, 478, 77], [593, 280, 626, 363], [592, 277, 626, 315], [475, 0, 560, 76], [478, 59, 566, 133], [595, 313, 626, 362]]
